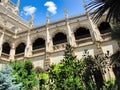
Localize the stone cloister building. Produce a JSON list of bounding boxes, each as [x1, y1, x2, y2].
[[0, 0, 119, 81]]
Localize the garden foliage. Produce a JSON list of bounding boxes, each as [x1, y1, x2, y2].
[[47, 44, 96, 90], [0, 65, 21, 90], [11, 60, 39, 90]]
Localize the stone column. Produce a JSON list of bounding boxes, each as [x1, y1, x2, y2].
[[46, 25, 53, 52], [24, 31, 32, 58], [64, 7, 77, 56], [0, 32, 4, 56], [0, 20, 6, 57], [86, 13, 103, 44], [24, 14, 33, 58], [44, 13, 53, 70], [9, 43, 15, 61], [64, 7, 76, 47]]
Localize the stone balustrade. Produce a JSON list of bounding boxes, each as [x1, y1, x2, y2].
[[101, 32, 111, 41], [53, 43, 67, 52], [76, 37, 93, 47], [32, 48, 45, 56], [1, 53, 9, 61], [15, 53, 24, 60]]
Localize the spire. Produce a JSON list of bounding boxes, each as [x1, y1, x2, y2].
[[29, 14, 34, 28], [45, 12, 52, 70], [64, 6, 76, 47], [64, 6, 68, 19], [25, 14, 33, 57], [46, 12, 50, 24], [15, 0, 20, 15], [16, 0, 20, 8]]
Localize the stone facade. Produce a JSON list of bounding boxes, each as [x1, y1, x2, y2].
[[0, 0, 119, 81]]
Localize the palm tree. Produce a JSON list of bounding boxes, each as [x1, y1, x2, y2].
[[111, 25, 120, 41], [110, 25, 120, 65], [109, 24, 120, 90], [88, 0, 120, 23]]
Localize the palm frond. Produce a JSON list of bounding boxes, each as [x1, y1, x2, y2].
[[111, 25, 120, 40], [111, 50, 120, 65], [88, 0, 120, 23]]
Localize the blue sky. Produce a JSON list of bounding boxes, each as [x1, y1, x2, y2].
[[11, 0, 89, 26]]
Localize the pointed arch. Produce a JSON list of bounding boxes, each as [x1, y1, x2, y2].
[[2, 42, 11, 54], [15, 43, 26, 54], [53, 32, 67, 45], [74, 27, 90, 40], [98, 22, 111, 34], [33, 38, 45, 50]]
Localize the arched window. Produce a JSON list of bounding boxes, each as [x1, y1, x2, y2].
[[2, 42, 10, 54], [98, 22, 111, 34], [33, 38, 45, 50], [74, 27, 90, 40], [53, 32, 67, 45], [15, 43, 26, 54]]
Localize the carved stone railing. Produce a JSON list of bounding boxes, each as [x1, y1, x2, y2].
[[53, 43, 67, 52], [15, 53, 24, 60], [32, 48, 45, 56], [101, 32, 111, 41], [14, 48, 45, 60], [76, 37, 93, 47], [1, 53, 9, 61]]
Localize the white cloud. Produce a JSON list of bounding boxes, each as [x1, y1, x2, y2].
[[44, 1, 57, 14], [23, 6, 36, 16]]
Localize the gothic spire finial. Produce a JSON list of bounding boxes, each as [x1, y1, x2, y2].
[[17, 0, 20, 8], [64, 6, 68, 19], [46, 11, 50, 24], [29, 14, 34, 28], [16, 0, 20, 15]]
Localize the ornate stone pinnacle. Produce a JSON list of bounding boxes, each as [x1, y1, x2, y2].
[[29, 14, 34, 28], [46, 11, 50, 24], [64, 6, 68, 19]]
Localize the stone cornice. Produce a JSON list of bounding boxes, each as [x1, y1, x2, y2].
[[16, 13, 88, 37]]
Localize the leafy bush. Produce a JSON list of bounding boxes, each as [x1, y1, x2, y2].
[[101, 78, 116, 90], [47, 44, 96, 90], [11, 60, 39, 90], [39, 73, 49, 90], [0, 65, 21, 90]]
